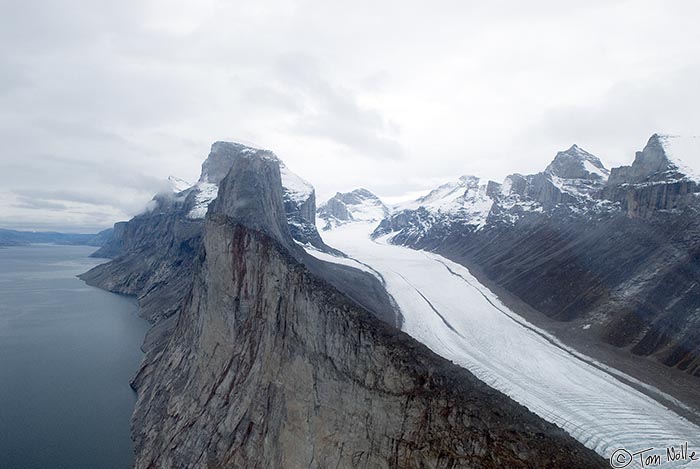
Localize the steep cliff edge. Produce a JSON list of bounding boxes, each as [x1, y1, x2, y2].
[[130, 152, 604, 468], [79, 142, 334, 330]]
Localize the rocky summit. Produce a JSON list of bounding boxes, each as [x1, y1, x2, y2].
[[318, 187, 390, 229]]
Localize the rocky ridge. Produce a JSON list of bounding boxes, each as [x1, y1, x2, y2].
[[373, 134, 700, 377]]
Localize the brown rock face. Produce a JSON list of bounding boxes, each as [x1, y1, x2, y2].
[[129, 153, 604, 468], [80, 208, 203, 323], [130, 220, 603, 468], [604, 134, 700, 218], [604, 178, 698, 218]]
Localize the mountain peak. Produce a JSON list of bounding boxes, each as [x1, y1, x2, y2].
[[187, 141, 314, 224], [200, 141, 275, 184], [457, 175, 481, 186], [653, 134, 700, 181], [349, 188, 381, 199], [318, 188, 389, 229], [608, 133, 700, 185], [545, 145, 609, 181], [209, 152, 294, 250]]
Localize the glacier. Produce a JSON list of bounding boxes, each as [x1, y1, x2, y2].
[[308, 220, 700, 468]]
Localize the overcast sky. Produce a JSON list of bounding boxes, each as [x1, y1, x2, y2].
[[1, 0, 699, 231]]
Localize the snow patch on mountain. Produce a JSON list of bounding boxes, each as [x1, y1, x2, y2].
[[583, 159, 608, 179], [279, 161, 314, 205], [188, 182, 219, 219], [318, 188, 389, 229], [657, 134, 700, 181], [168, 176, 192, 193]]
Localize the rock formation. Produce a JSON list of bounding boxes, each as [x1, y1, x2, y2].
[[128, 150, 604, 468], [80, 141, 333, 327]]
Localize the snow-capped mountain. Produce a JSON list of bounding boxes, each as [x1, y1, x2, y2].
[[317, 188, 390, 229], [499, 144, 611, 209], [181, 142, 315, 223], [658, 134, 700, 181], [139, 141, 328, 250], [545, 144, 609, 180], [372, 144, 617, 245], [373, 133, 700, 381], [608, 133, 700, 185]]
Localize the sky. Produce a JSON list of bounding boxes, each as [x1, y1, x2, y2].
[[1, 0, 699, 232]]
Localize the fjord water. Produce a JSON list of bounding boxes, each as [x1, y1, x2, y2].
[[0, 245, 148, 469]]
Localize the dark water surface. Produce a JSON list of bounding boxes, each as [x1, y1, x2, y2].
[[0, 245, 148, 469]]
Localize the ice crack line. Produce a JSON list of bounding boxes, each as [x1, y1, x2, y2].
[[391, 270, 465, 339]]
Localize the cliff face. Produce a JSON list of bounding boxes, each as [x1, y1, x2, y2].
[[603, 135, 700, 218], [603, 178, 698, 218], [130, 153, 604, 468], [79, 206, 203, 323], [80, 142, 332, 328]]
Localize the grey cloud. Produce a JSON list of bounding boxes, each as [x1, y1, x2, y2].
[[13, 196, 69, 211], [1, 0, 699, 230], [525, 64, 700, 168], [275, 56, 404, 160], [13, 188, 129, 209]]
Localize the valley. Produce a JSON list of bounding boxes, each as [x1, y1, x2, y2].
[[311, 221, 700, 466]]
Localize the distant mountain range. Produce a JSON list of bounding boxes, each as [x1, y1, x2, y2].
[[0, 228, 112, 248], [362, 133, 700, 380]]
